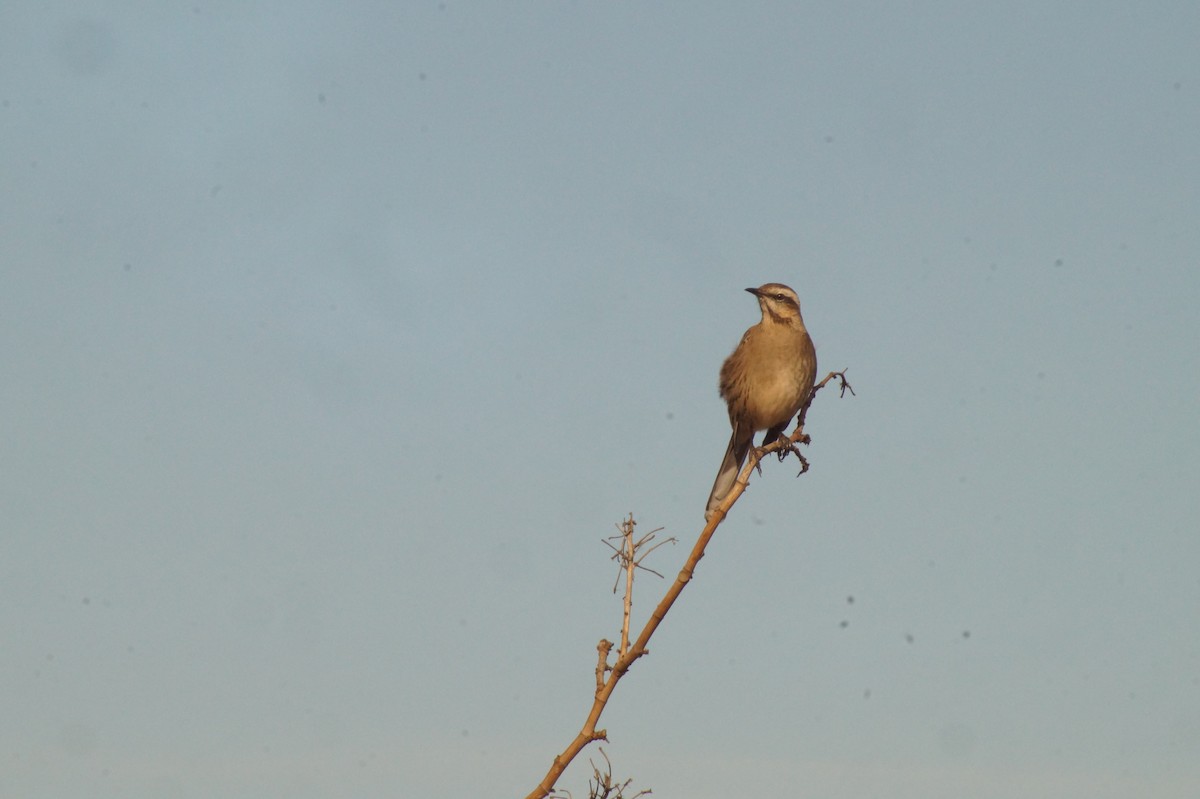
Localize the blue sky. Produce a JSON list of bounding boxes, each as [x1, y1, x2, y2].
[[2, 3, 1198, 797]]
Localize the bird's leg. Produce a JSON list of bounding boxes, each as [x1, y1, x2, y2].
[[755, 425, 801, 464], [760, 426, 811, 465], [750, 445, 767, 477], [775, 439, 803, 462]]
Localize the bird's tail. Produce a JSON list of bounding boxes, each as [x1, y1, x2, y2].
[[705, 430, 752, 520]]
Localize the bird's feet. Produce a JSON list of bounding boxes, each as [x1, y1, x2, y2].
[[772, 439, 802, 463], [768, 432, 810, 462]]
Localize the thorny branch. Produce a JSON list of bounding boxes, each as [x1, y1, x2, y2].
[[524, 369, 852, 799]]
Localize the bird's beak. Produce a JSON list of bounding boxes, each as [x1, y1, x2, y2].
[[745, 287, 761, 297]]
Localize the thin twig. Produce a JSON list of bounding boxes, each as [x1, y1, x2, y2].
[[621, 517, 634, 657]]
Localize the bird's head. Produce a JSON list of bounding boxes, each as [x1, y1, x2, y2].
[[746, 283, 803, 324]]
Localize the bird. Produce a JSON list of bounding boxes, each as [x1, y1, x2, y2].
[[705, 283, 817, 520]]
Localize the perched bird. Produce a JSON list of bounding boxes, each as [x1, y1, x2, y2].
[[705, 283, 817, 520]]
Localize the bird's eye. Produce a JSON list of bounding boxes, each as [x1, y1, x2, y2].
[[774, 293, 786, 301]]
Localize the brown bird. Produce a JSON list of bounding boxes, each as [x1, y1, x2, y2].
[[705, 283, 817, 520]]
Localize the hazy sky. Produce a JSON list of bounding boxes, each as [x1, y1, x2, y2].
[[3, 3, 1199, 798]]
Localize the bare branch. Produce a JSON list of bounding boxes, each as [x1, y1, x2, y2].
[[524, 368, 852, 798]]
